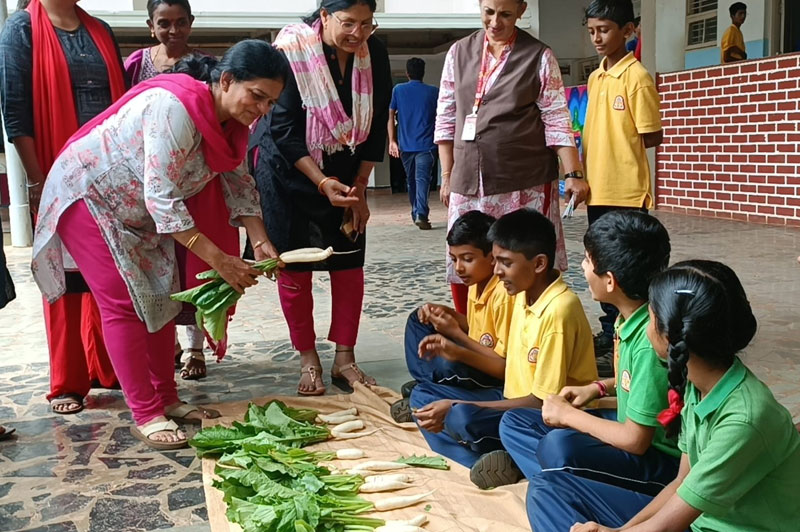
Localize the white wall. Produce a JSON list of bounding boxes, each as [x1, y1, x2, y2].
[[385, 0, 478, 14]]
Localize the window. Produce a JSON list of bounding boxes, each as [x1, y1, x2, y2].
[[686, 0, 718, 48]]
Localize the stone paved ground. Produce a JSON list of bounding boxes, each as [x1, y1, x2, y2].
[[1, 194, 799, 531]]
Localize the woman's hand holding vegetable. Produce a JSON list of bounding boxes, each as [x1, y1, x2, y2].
[[542, 394, 577, 429], [413, 399, 454, 433], [559, 383, 600, 408], [210, 253, 260, 294]]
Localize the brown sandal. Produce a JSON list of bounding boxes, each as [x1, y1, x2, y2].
[[180, 349, 207, 381], [331, 358, 376, 393], [298, 365, 326, 396]]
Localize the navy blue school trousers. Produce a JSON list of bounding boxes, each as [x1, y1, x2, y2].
[[404, 309, 503, 389], [500, 408, 679, 496], [409, 380, 504, 468]]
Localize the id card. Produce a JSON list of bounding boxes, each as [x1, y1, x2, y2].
[[461, 113, 478, 141]]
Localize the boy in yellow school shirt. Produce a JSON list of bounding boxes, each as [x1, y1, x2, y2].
[[721, 2, 748, 63], [412, 209, 596, 488], [583, 0, 663, 359], [393, 211, 513, 422]]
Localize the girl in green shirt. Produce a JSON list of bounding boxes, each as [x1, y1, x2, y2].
[[530, 260, 800, 532]]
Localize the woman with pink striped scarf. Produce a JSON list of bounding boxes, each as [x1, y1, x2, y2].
[[252, 0, 391, 396]]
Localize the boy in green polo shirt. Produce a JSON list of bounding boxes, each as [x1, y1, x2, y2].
[[533, 260, 800, 532], [496, 211, 678, 495]]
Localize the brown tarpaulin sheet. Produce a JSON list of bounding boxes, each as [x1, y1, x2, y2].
[[201, 383, 531, 532]]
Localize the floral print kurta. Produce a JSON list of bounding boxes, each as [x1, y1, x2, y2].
[[32, 88, 261, 332]]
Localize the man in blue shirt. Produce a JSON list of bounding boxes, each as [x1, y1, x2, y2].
[[388, 58, 439, 230]]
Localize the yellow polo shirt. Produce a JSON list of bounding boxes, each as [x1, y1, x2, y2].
[[584, 52, 661, 208], [721, 24, 746, 63], [503, 274, 597, 400], [467, 275, 514, 358]]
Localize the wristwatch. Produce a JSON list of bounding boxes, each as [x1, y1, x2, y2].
[[564, 171, 584, 179]]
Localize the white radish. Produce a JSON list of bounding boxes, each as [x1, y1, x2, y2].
[[359, 481, 414, 493], [336, 448, 365, 460], [321, 414, 360, 424], [375, 526, 426, 532], [279, 247, 334, 264], [364, 473, 412, 484], [319, 407, 358, 421], [331, 420, 364, 434], [385, 515, 428, 527], [373, 490, 435, 511], [353, 460, 411, 472], [332, 428, 379, 440]]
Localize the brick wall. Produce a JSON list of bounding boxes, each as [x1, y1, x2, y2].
[[656, 54, 800, 227]]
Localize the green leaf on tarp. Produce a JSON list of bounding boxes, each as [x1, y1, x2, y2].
[[189, 425, 252, 457], [395, 454, 450, 470]]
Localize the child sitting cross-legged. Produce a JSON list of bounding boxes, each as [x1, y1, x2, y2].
[[411, 209, 597, 489], [498, 211, 680, 497], [391, 210, 513, 422], [531, 260, 800, 532]]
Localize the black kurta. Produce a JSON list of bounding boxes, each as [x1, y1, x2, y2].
[[254, 35, 392, 271]]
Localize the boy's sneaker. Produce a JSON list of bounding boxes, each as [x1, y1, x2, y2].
[[469, 450, 523, 489], [390, 398, 413, 423], [400, 380, 418, 398], [593, 332, 613, 356], [415, 217, 432, 230]]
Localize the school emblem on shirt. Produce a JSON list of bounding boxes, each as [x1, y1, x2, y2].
[[528, 347, 539, 364], [480, 333, 495, 348], [621, 370, 632, 392], [613, 95, 626, 111]]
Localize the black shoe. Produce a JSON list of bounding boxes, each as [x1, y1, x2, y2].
[[415, 217, 432, 230], [400, 380, 418, 398], [593, 332, 613, 357], [390, 398, 413, 423], [470, 450, 523, 490]]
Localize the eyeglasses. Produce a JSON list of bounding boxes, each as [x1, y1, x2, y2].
[[331, 12, 379, 35]]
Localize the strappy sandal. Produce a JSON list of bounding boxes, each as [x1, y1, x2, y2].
[[180, 348, 207, 381], [131, 419, 188, 450], [298, 365, 326, 396], [331, 349, 376, 393], [50, 393, 84, 415], [165, 402, 220, 425], [0, 426, 16, 441], [174, 341, 183, 369]]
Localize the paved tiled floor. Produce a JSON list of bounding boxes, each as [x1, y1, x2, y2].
[[1, 194, 799, 531]]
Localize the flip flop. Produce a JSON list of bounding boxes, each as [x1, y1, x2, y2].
[[130, 419, 187, 450], [50, 393, 84, 415], [165, 403, 220, 425], [298, 365, 326, 396], [0, 426, 16, 441]]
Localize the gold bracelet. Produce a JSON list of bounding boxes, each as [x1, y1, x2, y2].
[[441, 171, 452, 178], [252, 240, 266, 249], [186, 232, 202, 250], [317, 176, 340, 195]]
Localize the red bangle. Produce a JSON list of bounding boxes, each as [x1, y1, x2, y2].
[[594, 380, 608, 398]]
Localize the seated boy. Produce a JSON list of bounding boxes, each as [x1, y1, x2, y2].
[[497, 211, 680, 494], [392, 210, 512, 422], [411, 209, 597, 488]]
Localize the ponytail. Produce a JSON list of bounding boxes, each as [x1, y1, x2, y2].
[[169, 40, 288, 85], [169, 54, 218, 83], [659, 338, 690, 438]]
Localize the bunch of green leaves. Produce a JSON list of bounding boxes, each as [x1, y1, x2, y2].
[[170, 259, 279, 340]]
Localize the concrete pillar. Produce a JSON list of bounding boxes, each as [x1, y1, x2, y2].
[[1, 115, 33, 247]]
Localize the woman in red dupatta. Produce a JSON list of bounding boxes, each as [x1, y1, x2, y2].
[[31, 42, 288, 449], [0, 0, 126, 414]]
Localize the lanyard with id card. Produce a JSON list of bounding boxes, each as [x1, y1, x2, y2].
[[462, 29, 518, 142]]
